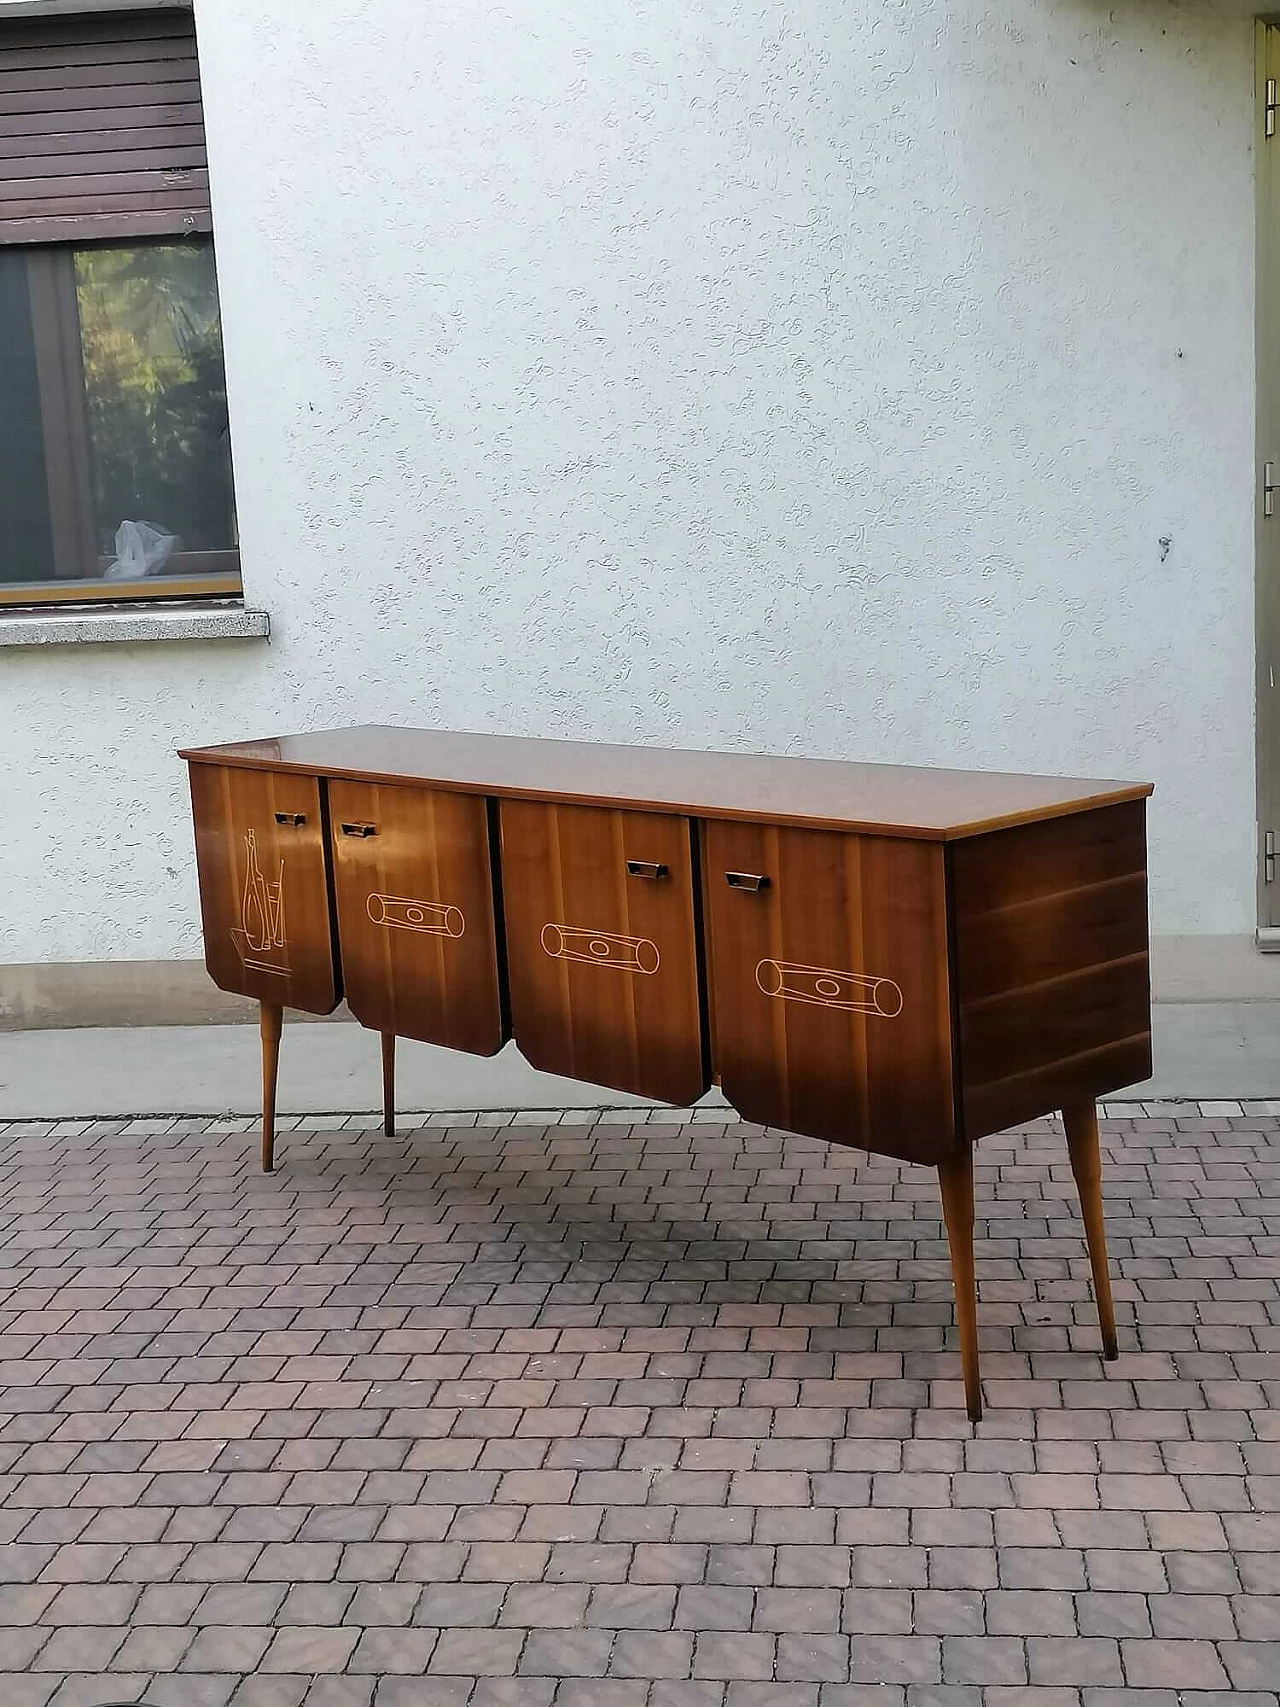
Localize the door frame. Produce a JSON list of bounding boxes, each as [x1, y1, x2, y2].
[[1257, 22, 1280, 938]]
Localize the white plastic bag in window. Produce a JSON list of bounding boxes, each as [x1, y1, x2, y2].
[[104, 519, 179, 580]]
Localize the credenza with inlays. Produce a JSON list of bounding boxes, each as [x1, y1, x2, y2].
[[180, 726, 1154, 1421]]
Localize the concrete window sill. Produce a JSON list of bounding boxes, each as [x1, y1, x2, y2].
[[0, 602, 270, 648]]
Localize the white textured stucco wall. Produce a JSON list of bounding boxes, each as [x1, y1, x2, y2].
[[0, 0, 1260, 962]]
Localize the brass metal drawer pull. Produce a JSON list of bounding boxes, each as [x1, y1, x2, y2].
[[273, 812, 306, 826], [725, 871, 770, 891], [626, 860, 669, 880], [340, 822, 378, 838]]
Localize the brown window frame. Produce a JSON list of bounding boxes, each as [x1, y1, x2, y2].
[[0, 0, 240, 612]]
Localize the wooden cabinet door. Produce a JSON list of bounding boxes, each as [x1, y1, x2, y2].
[[500, 800, 709, 1105], [188, 762, 339, 1014], [703, 820, 955, 1164], [328, 780, 507, 1055]]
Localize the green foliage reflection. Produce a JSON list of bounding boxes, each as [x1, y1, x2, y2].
[[75, 241, 238, 558]]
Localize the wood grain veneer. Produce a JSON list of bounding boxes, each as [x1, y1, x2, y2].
[[188, 762, 339, 1016], [181, 726, 1151, 841], [328, 780, 507, 1057], [703, 820, 955, 1165], [950, 800, 1152, 1140], [499, 800, 709, 1106], [182, 728, 1152, 1422]]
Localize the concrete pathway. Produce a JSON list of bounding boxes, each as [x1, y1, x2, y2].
[[2, 1003, 1280, 1121], [0, 1023, 687, 1121]]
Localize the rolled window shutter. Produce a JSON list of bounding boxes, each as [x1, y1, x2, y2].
[[0, 8, 209, 246]]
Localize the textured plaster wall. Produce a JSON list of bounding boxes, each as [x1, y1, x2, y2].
[[0, 0, 1259, 961]]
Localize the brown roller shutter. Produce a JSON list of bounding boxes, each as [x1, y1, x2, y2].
[[0, 8, 209, 245]]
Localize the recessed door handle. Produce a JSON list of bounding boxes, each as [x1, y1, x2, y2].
[[626, 860, 669, 880], [725, 871, 770, 891], [340, 822, 378, 838], [273, 812, 306, 826]]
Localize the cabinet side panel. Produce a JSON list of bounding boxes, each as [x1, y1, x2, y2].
[[187, 762, 339, 1014], [952, 800, 1151, 1138]]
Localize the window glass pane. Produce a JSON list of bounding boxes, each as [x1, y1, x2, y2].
[[75, 240, 238, 568], [0, 237, 240, 602], [0, 249, 55, 584]]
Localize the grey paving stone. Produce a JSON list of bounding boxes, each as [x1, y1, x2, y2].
[[0, 1110, 1270, 1706]]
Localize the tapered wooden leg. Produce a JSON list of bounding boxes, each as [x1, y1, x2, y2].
[[260, 1001, 283, 1174], [1063, 1099, 1118, 1360], [382, 1032, 396, 1139], [938, 1143, 982, 1423]]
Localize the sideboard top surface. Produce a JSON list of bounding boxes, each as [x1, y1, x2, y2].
[[180, 726, 1152, 841]]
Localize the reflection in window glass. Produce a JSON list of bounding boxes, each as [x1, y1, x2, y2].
[[0, 238, 240, 598], [75, 241, 238, 567]]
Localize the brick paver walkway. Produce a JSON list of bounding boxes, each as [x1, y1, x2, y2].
[[0, 1111, 1276, 1707]]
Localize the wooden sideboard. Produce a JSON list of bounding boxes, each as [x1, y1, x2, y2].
[[181, 726, 1154, 1421]]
